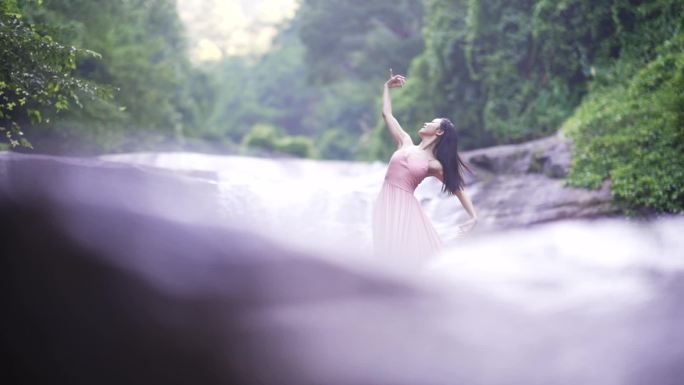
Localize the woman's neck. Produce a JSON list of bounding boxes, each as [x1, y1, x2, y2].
[[418, 135, 439, 152]]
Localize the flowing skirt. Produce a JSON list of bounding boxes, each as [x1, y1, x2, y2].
[[372, 181, 443, 262]]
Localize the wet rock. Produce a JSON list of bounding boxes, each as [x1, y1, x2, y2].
[[463, 132, 571, 177], [422, 132, 618, 239]]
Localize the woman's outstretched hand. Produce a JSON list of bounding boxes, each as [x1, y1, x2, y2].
[[385, 68, 406, 89], [455, 217, 478, 235]]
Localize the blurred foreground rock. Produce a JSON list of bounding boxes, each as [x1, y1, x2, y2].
[[1, 152, 683, 385]]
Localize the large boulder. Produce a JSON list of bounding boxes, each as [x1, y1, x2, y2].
[[422, 132, 618, 237]]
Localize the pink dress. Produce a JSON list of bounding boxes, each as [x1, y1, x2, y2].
[[373, 146, 443, 261]]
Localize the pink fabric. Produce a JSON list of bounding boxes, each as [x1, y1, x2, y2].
[[373, 146, 443, 262]]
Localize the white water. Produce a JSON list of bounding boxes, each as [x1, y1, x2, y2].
[[101, 151, 462, 255], [100, 151, 684, 314]]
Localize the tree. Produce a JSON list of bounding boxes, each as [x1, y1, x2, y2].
[[0, 0, 106, 149], [298, 0, 424, 84], [14, 0, 201, 152]]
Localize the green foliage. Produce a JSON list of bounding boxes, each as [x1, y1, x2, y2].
[[366, 0, 618, 159], [303, 80, 378, 144], [564, 33, 684, 214], [242, 123, 315, 158], [0, 1, 107, 149], [274, 135, 315, 158], [242, 123, 282, 152], [318, 128, 356, 160], [13, 0, 201, 152], [298, 0, 424, 83], [204, 2, 425, 160], [202, 24, 318, 142]]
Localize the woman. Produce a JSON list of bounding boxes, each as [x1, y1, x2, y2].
[[372, 69, 478, 261]]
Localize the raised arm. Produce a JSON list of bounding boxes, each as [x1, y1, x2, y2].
[[382, 69, 412, 148]]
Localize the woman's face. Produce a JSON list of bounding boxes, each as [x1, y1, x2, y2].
[[419, 118, 443, 137]]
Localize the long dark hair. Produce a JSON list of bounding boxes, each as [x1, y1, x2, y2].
[[433, 118, 474, 194]]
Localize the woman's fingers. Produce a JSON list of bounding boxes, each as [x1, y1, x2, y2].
[[456, 219, 477, 235], [386, 69, 406, 87], [388, 68, 405, 81]]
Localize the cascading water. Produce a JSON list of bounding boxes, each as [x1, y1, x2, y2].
[[100, 151, 684, 309], [98, 151, 469, 253]]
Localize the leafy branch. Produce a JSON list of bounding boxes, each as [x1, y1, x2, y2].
[[0, 5, 110, 148]]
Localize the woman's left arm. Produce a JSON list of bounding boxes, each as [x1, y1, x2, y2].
[[454, 188, 478, 233], [431, 165, 478, 233]]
